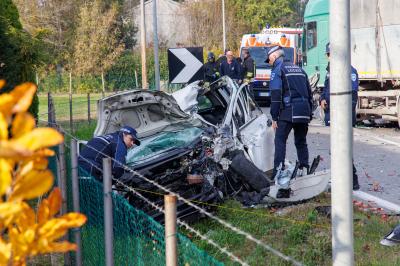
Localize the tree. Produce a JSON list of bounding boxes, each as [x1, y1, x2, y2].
[[13, 0, 84, 67], [0, 0, 45, 118], [184, 0, 299, 51], [72, 0, 124, 76]]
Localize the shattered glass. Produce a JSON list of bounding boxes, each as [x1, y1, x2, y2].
[[126, 127, 204, 166]]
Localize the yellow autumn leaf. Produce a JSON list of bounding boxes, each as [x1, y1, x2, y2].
[[0, 93, 14, 119], [9, 227, 30, 261], [47, 188, 62, 218], [10, 169, 54, 201], [0, 113, 7, 140], [15, 203, 36, 231], [12, 112, 35, 138], [32, 157, 49, 170], [10, 83, 37, 113], [0, 80, 5, 89], [0, 202, 23, 227], [0, 159, 12, 196], [16, 161, 34, 180], [39, 213, 87, 241], [0, 141, 32, 158], [38, 199, 50, 225], [47, 241, 77, 253], [0, 237, 11, 265], [16, 149, 54, 164], [32, 148, 55, 157], [13, 128, 63, 152]]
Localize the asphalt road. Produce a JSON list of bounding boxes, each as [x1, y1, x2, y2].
[[261, 107, 400, 206]]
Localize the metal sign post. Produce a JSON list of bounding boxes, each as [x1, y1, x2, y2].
[[153, 0, 161, 90], [330, 0, 354, 265], [140, 0, 148, 89]]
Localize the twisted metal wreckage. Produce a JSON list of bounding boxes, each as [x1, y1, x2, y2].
[[90, 76, 330, 223]]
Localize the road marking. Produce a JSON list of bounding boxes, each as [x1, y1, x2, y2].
[[354, 129, 400, 148], [371, 136, 400, 148], [353, 190, 400, 213]]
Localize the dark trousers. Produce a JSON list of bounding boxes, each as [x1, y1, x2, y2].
[[274, 121, 309, 173]]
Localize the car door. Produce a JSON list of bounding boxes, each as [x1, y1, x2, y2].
[[233, 85, 275, 172]]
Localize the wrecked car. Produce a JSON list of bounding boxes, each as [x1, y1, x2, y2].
[[89, 76, 329, 222]]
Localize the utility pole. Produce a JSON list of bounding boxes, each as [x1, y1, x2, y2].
[[330, 0, 354, 265], [140, 0, 148, 89], [153, 0, 160, 91], [222, 0, 226, 51]]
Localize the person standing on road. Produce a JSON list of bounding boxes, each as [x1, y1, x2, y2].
[[219, 50, 242, 83], [320, 42, 360, 190], [241, 48, 255, 82], [267, 46, 313, 198], [204, 52, 220, 83], [78, 126, 141, 181]]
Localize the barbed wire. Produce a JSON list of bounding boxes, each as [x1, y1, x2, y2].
[[43, 120, 304, 266], [70, 146, 249, 265]]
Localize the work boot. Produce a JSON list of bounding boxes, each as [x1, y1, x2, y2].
[[353, 174, 360, 191], [353, 164, 360, 190]]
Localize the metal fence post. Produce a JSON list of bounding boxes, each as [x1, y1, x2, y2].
[[71, 139, 82, 266], [134, 70, 139, 88], [165, 194, 177, 266], [48, 92, 56, 127], [69, 93, 73, 133], [102, 72, 106, 96], [87, 93, 91, 124], [103, 158, 114, 266], [58, 139, 71, 265]]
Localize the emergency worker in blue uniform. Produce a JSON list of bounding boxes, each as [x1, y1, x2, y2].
[[320, 43, 360, 190], [267, 46, 313, 190], [78, 126, 141, 181]]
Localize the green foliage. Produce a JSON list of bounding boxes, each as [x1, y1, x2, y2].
[[72, 0, 124, 75], [186, 0, 300, 51], [229, 0, 299, 30], [0, 0, 45, 119], [0, 0, 22, 29]]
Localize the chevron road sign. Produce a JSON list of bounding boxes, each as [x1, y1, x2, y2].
[[168, 47, 204, 84]]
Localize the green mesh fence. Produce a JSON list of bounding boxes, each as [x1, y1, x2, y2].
[[76, 169, 223, 266]]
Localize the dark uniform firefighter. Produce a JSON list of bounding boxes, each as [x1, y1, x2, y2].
[[267, 46, 313, 193], [204, 52, 220, 83], [320, 43, 360, 190], [241, 49, 255, 82], [78, 126, 141, 181]]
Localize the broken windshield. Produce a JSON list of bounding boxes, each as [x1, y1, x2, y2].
[[126, 127, 204, 167], [248, 47, 295, 67]]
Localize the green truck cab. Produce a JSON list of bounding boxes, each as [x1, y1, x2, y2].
[[302, 0, 329, 87], [302, 0, 400, 126]]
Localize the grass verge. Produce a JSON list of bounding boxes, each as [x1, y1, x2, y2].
[[188, 194, 400, 265], [34, 118, 400, 266]]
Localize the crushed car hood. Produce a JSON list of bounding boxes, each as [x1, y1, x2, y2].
[[94, 90, 202, 138]]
